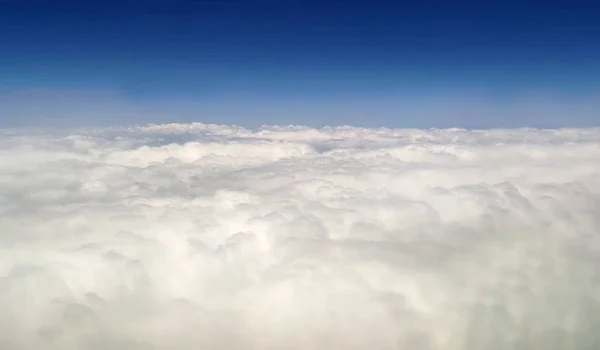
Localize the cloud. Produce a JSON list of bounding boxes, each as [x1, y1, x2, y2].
[[1, 123, 600, 349]]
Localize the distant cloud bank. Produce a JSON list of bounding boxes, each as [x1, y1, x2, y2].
[[1, 123, 600, 349]]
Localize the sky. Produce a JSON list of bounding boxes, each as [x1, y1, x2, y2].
[[1, 0, 599, 128]]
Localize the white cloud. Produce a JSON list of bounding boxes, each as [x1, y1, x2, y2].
[[1, 123, 600, 349]]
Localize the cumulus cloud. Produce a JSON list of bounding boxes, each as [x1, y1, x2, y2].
[[1, 123, 600, 349]]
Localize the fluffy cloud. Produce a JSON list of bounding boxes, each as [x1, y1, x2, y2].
[[1, 123, 600, 349]]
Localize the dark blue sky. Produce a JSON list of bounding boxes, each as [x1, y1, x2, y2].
[[1, 0, 599, 128]]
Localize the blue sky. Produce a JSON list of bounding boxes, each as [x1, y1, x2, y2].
[[1, 0, 599, 128]]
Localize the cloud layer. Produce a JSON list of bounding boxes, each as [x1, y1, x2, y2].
[[1, 123, 600, 349]]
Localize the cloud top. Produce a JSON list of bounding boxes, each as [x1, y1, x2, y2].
[[1, 123, 600, 349]]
